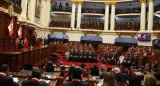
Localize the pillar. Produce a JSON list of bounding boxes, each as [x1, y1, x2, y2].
[[76, 1, 83, 30], [147, 0, 154, 31], [21, 0, 28, 19], [71, 0, 76, 30], [140, 0, 146, 31], [110, 1, 116, 31], [40, 0, 46, 26], [28, 0, 36, 21], [104, 2, 110, 31], [44, 0, 51, 26]]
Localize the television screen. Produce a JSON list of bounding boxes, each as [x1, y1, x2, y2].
[[138, 34, 151, 41]]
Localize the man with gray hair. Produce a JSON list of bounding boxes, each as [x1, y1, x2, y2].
[[113, 67, 128, 82]]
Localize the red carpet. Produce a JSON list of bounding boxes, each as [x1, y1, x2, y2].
[[57, 54, 130, 74], [57, 59, 116, 68]]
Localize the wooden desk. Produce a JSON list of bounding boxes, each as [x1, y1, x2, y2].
[[0, 45, 56, 72]]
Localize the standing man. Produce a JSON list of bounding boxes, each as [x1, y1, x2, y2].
[[32, 32, 37, 48]]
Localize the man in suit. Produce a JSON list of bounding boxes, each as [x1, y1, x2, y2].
[[0, 64, 18, 86], [32, 32, 37, 48], [62, 68, 89, 86], [92, 51, 97, 63], [45, 61, 54, 72], [113, 67, 128, 82], [69, 49, 74, 61], [18, 40, 24, 49], [74, 49, 79, 62], [88, 51, 93, 62], [120, 65, 128, 74], [78, 50, 84, 62], [22, 69, 50, 86], [90, 63, 99, 76], [83, 50, 88, 62]]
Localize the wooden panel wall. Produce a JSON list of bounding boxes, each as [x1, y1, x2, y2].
[[0, 11, 35, 51]]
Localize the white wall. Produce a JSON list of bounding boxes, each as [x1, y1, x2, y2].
[[35, 29, 157, 46]]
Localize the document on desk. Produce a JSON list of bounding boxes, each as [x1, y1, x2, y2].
[[135, 72, 143, 75], [13, 77, 19, 83], [97, 79, 103, 86]]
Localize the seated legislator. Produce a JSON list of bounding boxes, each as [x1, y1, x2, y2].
[[83, 50, 88, 62], [0, 64, 18, 86], [22, 69, 50, 86], [88, 51, 93, 62], [113, 67, 128, 82], [18, 39, 24, 49], [45, 61, 54, 72], [63, 66, 75, 81], [90, 63, 99, 76], [68, 49, 74, 61], [74, 49, 79, 62], [92, 51, 97, 63], [78, 50, 83, 62], [62, 68, 89, 86], [80, 62, 86, 69], [24, 38, 29, 48], [143, 74, 157, 86]]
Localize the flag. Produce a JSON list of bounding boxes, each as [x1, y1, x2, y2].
[[8, 18, 14, 36], [18, 24, 22, 39]]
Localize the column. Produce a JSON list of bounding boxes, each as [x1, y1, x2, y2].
[[104, 2, 110, 31], [40, 0, 46, 26], [147, 0, 154, 31], [140, 0, 146, 31], [44, 0, 51, 26], [21, 0, 28, 19], [76, 1, 83, 30], [110, 1, 116, 31], [71, 0, 76, 30], [28, 0, 36, 21]]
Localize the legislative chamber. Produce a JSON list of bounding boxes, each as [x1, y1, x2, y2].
[[0, 0, 160, 86]]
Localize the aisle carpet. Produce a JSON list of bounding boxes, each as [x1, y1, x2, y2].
[[57, 54, 130, 73]]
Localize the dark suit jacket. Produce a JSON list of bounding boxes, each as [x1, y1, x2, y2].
[[62, 82, 89, 86], [83, 52, 88, 58], [18, 43, 24, 49], [45, 65, 54, 72], [0, 75, 18, 86], [78, 52, 83, 57], [121, 69, 128, 74], [22, 80, 49, 86], [114, 73, 128, 82]]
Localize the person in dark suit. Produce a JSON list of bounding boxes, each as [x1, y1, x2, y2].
[[0, 64, 18, 86], [88, 51, 93, 62], [18, 40, 24, 49], [22, 69, 50, 86], [32, 32, 37, 48], [45, 61, 54, 72], [74, 49, 79, 62], [92, 51, 97, 63], [90, 63, 99, 76], [83, 50, 88, 62], [120, 65, 128, 74], [78, 50, 83, 62], [80, 62, 86, 69], [113, 67, 128, 82], [69, 49, 74, 61], [62, 68, 89, 86]]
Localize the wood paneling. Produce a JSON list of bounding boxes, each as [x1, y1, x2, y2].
[[0, 11, 35, 51]]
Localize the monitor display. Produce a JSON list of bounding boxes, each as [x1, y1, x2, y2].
[[138, 34, 151, 41]]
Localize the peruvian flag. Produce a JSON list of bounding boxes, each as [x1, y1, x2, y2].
[[18, 24, 22, 39], [8, 18, 14, 36]]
